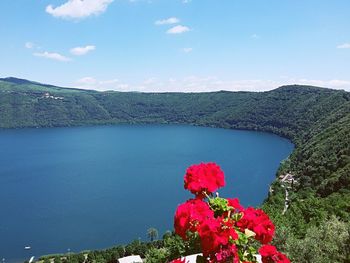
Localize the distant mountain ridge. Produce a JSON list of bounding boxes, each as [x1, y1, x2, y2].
[[0, 76, 59, 88], [1, 76, 345, 134], [0, 77, 349, 259], [0, 77, 92, 92]]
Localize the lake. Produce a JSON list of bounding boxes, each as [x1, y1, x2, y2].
[[0, 125, 294, 262]]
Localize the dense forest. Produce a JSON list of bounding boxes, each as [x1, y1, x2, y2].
[[1, 77, 350, 262]]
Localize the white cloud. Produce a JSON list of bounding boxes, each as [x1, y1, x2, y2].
[[128, 0, 153, 3], [116, 83, 130, 90], [70, 45, 96, 55], [25, 42, 34, 49], [76, 77, 122, 91], [143, 77, 158, 85], [99, 78, 120, 85], [34, 51, 71, 62], [182, 47, 193, 53], [76, 77, 97, 85], [337, 43, 350, 49], [73, 76, 350, 92], [166, 25, 190, 34], [46, 0, 114, 19], [155, 17, 180, 25], [140, 77, 350, 92], [184, 77, 349, 92], [25, 42, 42, 50]]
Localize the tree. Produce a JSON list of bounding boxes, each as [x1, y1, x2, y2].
[[286, 216, 350, 263], [147, 227, 159, 242]]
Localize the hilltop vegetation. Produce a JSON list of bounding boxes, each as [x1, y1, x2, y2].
[[1, 78, 348, 139], [1, 77, 350, 262]]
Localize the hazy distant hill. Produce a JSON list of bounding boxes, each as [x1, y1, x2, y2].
[[1, 77, 350, 256]]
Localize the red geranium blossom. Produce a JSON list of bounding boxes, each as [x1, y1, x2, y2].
[[227, 198, 243, 212], [259, 245, 290, 263], [198, 217, 239, 258], [174, 163, 290, 263], [198, 217, 223, 256], [212, 244, 240, 263], [221, 218, 239, 241], [184, 162, 225, 198], [237, 207, 275, 244], [169, 258, 188, 263], [174, 198, 214, 239]]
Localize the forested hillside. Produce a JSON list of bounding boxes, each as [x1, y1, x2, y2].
[[1, 77, 350, 261]]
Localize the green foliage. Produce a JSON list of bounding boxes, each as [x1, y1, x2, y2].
[[145, 248, 169, 263], [163, 232, 186, 260], [86, 246, 123, 263], [125, 240, 148, 258], [64, 254, 85, 263], [53, 256, 62, 263], [285, 216, 350, 263], [208, 197, 230, 217]]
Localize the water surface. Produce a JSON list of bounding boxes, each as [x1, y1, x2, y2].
[[0, 125, 293, 262]]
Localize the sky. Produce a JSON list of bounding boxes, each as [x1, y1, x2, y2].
[[0, 0, 350, 92]]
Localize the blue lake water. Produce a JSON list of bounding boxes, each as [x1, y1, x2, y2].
[[0, 125, 294, 262]]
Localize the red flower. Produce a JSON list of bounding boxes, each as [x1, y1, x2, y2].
[[174, 163, 291, 263], [174, 199, 214, 239], [227, 198, 243, 212], [184, 163, 225, 198], [169, 258, 188, 263], [198, 217, 223, 256], [259, 245, 290, 263], [221, 218, 239, 241], [237, 207, 275, 244], [214, 244, 240, 263], [198, 217, 239, 258]]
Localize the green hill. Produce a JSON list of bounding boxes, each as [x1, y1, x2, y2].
[[1, 77, 350, 261]]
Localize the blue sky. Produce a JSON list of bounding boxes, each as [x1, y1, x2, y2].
[[0, 0, 350, 92]]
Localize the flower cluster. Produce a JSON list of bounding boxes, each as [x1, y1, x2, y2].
[[184, 162, 225, 198], [173, 162, 290, 263]]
